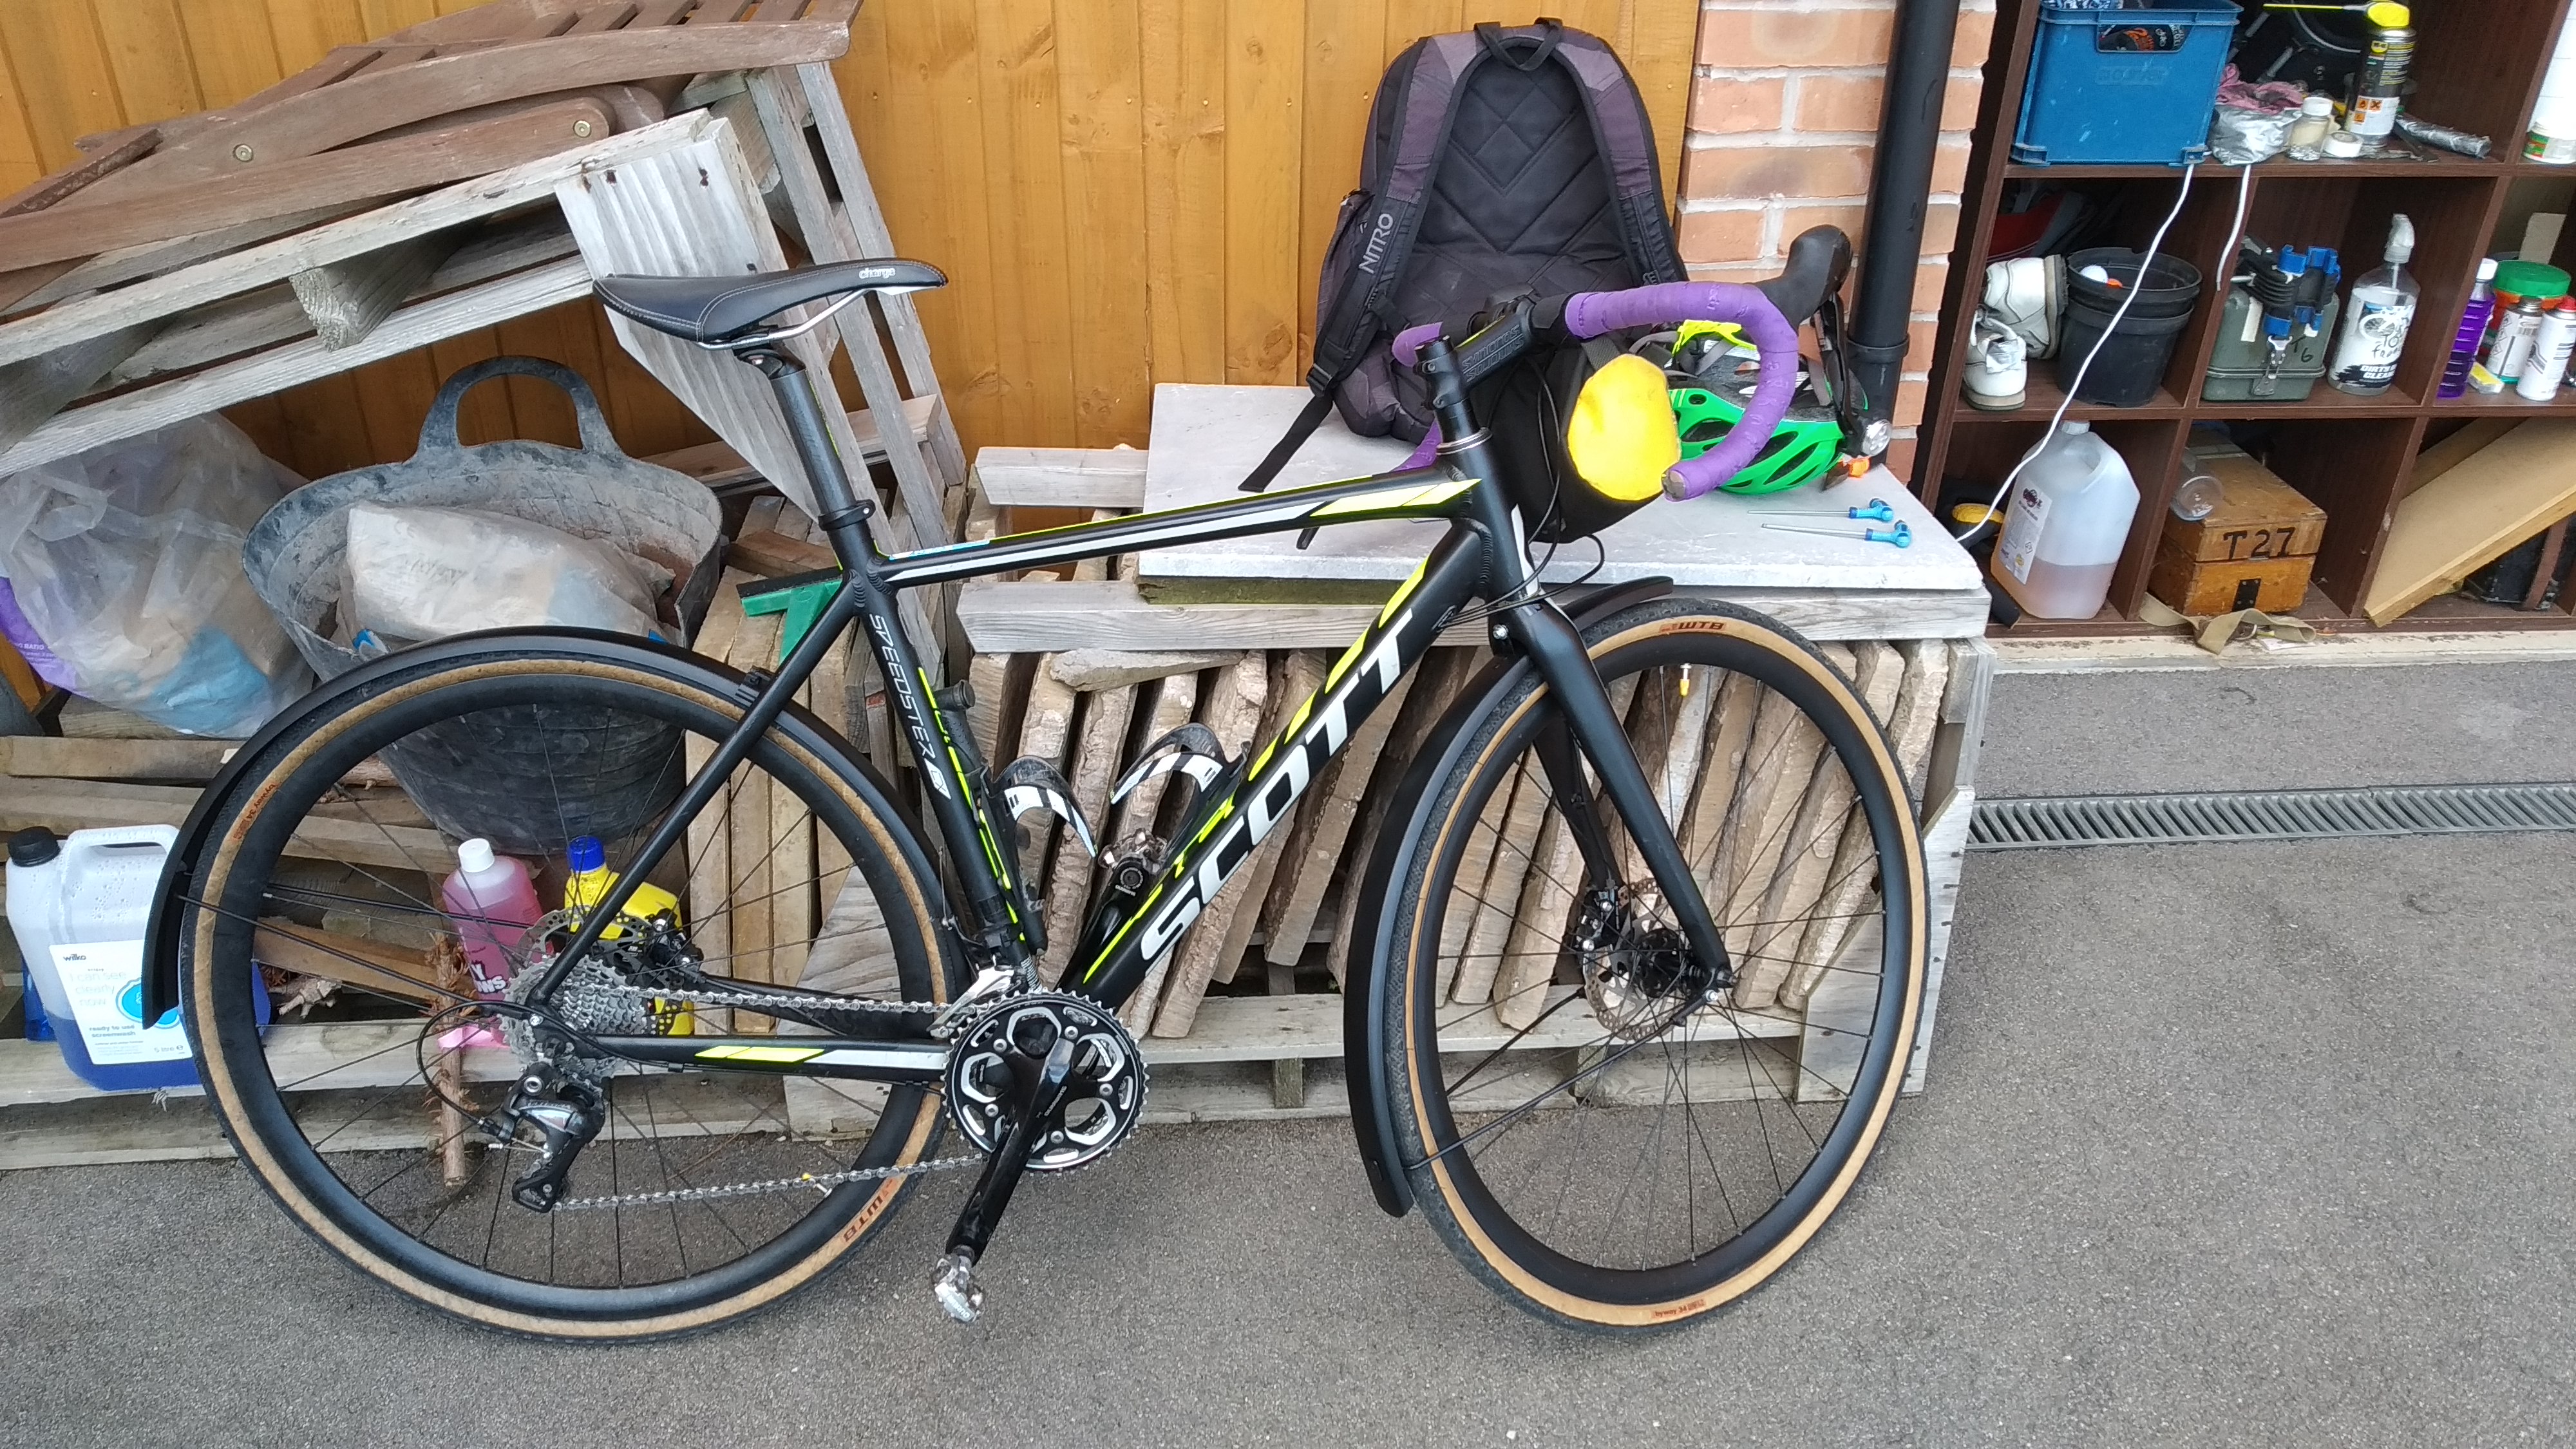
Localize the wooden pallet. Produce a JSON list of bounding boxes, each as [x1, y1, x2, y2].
[[0, 2, 963, 657], [957, 445, 1995, 1090]]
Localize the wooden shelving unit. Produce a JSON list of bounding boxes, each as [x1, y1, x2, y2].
[[1922, 0, 2576, 633]]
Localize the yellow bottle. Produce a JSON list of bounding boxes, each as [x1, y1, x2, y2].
[[564, 835, 691, 1034]]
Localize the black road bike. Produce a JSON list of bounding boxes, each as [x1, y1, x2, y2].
[[143, 232, 1926, 1338]]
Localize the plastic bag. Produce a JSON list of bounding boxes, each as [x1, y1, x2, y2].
[[343, 502, 671, 644], [0, 418, 313, 736], [2209, 65, 2306, 165]]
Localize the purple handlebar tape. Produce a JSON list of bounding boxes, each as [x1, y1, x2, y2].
[[1384, 285, 1800, 499], [1560, 283, 1798, 499]]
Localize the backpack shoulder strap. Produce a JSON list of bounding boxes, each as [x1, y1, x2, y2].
[[1547, 28, 1686, 285]]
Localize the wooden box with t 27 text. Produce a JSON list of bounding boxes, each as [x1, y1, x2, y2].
[[2148, 446, 2327, 614]]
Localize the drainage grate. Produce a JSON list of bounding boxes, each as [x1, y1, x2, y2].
[[1970, 783, 2576, 850]]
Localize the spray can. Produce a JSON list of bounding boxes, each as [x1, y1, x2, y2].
[[2441, 258, 2500, 399], [2487, 295, 2547, 384], [2348, 23, 2414, 147], [2518, 297, 2576, 401]]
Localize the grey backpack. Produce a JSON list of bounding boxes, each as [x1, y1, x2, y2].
[[1242, 19, 1685, 491]]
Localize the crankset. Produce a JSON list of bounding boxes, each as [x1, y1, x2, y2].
[[931, 990, 1148, 1322]]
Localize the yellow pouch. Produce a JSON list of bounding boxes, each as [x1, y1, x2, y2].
[[1564, 352, 1682, 504]]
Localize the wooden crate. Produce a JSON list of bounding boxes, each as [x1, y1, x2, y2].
[[2148, 445, 2329, 616], [960, 444, 1993, 1106]]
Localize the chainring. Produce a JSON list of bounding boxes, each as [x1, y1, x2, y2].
[[944, 991, 1146, 1173]]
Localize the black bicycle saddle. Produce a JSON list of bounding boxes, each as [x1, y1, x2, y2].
[[594, 258, 947, 345]]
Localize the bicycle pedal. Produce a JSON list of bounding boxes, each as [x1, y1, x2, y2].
[[1110, 723, 1228, 804], [992, 757, 1096, 855], [931, 1250, 984, 1323]]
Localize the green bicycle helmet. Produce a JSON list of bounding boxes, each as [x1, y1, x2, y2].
[[1639, 323, 1848, 495], [1669, 375, 1844, 495]]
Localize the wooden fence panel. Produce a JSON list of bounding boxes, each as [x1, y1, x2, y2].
[[0, 0, 1692, 471]]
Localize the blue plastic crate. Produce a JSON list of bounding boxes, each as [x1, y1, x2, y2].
[[2013, 0, 2239, 167]]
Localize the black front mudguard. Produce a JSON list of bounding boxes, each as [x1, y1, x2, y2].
[[137, 627, 926, 1028], [1342, 576, 1672, 1217]]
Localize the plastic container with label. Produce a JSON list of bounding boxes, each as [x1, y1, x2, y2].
[[5, 825, 266, 1092], [1993, 422, 2141, 620], [439, 838, 543, 999]]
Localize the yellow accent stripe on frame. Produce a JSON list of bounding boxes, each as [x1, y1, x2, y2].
[[696, 1045, 826, 1064], [1309, 478, 1476, 519]]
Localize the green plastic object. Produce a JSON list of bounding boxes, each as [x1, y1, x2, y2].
[[1667, 381, 1843, 495], [2492, 259, 2570, 303], [737, 572, 840, 663]]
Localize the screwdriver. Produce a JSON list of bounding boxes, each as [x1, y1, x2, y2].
[[1770, 497, 1896, 522], [1763, 520, 1911, 547]]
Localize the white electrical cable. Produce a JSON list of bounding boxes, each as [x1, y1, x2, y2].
[[1957, 163, 2256, 541]]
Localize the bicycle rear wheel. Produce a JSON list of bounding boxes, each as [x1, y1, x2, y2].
[[1381, 599, 1926, 1329], [174, 639, 960, 1339]]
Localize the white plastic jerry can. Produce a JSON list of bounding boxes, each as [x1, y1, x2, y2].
[[1992, 421, 2140, 620], [5, 825, 198, 1092]]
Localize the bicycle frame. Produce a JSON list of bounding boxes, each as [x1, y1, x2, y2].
[[558, 338, 1734, 1084]]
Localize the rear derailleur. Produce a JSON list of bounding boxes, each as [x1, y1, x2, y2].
[[931, 990, 1146, 1322]]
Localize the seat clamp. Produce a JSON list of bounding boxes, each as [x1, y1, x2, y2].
[[819, 502, 875, 529]]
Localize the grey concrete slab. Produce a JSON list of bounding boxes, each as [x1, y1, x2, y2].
[[0, 831, 2569, 1446], [1981, 661, 2576, 797]]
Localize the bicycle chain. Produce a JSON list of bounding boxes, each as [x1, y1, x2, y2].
[[552, 1151, 987, 1213], [540, 984, 983, 1211]]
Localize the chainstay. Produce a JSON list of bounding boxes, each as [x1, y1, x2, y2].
[[553, 1151, 987, 1213]]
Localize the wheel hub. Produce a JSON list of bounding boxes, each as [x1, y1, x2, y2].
[[1572, 887, 1727, 1041]]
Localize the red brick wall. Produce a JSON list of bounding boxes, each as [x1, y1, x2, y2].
[[1677, 1, 1995, 481]]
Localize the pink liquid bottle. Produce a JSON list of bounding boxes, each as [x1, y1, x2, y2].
[[440, 838, 543, 999]]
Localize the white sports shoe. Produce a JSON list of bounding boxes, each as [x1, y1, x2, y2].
[[1963, 314, 2027, 411], [1982, 254, 2065, 361]]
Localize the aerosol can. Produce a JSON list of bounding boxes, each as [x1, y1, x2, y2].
[[2329, 214, 2418, 395], [2517, 296, 2576, 401]]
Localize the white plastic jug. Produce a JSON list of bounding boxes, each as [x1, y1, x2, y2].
[[5, 824, 196, 1092], [1993, 421, 2140, 619]]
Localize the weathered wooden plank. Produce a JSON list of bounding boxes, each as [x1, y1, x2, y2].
[[0, 323, 157, 455], [1779, 643, 1908, 1012], [1149, 650, 1273, 1033], [972, 446, 1149, 509], [1047, 649, 1239, 693], [653, 397, 937, 491], [1904, 787, 1975, 1095], [0, 99, 615, 270], [1010, 660, 1080, 892], [0, 779, 445, 871], [0, 736, 234, 783], [552, 113, 941, 665], [959, 579, 1992, 652], [1258, 663, 1416, 967], [0, 258, 593, 477], [289, 229, 463, 349], [1040, 681, 1137, 983], [1338, 645, 1475, 988]]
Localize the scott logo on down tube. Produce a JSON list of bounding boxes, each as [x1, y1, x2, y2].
[[1132, 611, 1415, 961]]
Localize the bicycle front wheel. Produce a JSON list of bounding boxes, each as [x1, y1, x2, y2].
[[174, 639, 960, 1339], [1381, 599, 1927, 1329]]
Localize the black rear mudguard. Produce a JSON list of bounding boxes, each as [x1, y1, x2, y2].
[[1343, 576, 1672, 1217], [137, 627, 927, 1028]]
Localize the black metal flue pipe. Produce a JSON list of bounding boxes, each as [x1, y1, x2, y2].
[[1850, 0, 1967, 451]]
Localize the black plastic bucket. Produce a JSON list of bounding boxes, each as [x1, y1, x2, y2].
[[2056, 251, 2202, 405], [2065, 247, 2202, 318]]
